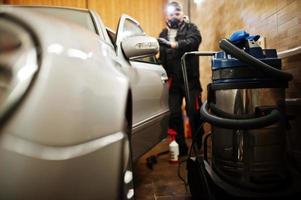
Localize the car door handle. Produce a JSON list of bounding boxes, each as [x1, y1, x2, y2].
[[161, 73, 168, 83]]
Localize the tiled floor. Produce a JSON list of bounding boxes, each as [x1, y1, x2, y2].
[[134, 139, 192, 200], [133, 133, 301, 200]]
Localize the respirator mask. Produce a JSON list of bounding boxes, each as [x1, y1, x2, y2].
[[167, 18, 181, 29]]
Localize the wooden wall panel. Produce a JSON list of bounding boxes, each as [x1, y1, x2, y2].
[[4, 0, 86, 7], [4, 0, 168, 37], [87, 0, 167, 37]]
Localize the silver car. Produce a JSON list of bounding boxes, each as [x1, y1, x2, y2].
[[0, 6, 169, 199]]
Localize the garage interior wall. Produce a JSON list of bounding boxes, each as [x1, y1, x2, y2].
[[190, 0, 301, 100], [3, 0, 167, 37]]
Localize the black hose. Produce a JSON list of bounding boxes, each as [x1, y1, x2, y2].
[[209, 102, 256, 119], [200, 100, 282, 129], [219, 39, 293, 81]]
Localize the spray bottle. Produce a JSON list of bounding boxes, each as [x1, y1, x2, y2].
[[168, 129, 179, 163]]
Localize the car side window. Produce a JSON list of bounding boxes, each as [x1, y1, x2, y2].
[[106, 19, 144, 46], [106, 28, 116, 46], [123, 19, 144, 38]]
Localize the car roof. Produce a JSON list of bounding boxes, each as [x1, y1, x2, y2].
[[2, 5, 90, 12]]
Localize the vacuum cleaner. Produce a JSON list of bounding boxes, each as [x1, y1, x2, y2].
[[181, 30, 301, 200]]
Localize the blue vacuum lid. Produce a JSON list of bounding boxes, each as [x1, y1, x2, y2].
[[212, 49, 281, 70], [229, 30, 260, 44], [212, 30, 282, 83]]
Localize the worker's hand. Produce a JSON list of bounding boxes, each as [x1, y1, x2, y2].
[[158, 38, 178, 48], [157, 38, 171, 47], [170, 41, 178, 48]]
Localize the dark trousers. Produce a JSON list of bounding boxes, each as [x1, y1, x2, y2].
[[168, 82, 203, 152]]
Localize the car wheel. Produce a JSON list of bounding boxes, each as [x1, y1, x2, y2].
[[122, 140, 134, 199], [121, 115, 134, 200]]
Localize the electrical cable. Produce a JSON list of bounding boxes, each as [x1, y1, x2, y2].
[[176, 125, 204, 192], [181, 52, 216, 200], [177, 157, 188, 192]]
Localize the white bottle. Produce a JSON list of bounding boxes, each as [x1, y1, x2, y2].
[[169, 140, 179, 163]]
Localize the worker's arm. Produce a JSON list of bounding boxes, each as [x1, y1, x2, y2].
[[176, 23, 202, 52]]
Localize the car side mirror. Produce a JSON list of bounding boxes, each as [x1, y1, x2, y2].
[[121, 35, 159, 59]]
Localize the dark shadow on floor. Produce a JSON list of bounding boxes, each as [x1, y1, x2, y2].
[[133, 139, 192, 200]]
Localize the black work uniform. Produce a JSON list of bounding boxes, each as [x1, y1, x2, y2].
[[159, 22, 203, 154]]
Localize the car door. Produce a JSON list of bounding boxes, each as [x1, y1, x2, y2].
[[115, 15, 169, 160]]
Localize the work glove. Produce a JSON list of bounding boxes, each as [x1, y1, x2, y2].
[[157, 37, 171, 47]]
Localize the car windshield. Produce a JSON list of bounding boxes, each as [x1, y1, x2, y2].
[[17, 7, 96, 33]]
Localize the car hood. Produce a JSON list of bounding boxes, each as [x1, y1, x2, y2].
[[0, 8, 129, 146]]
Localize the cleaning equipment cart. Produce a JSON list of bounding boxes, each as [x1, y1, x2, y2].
[[181, 31, 301, 200]]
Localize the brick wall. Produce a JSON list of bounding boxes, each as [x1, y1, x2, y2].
[[190, 0, 301, 99]]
